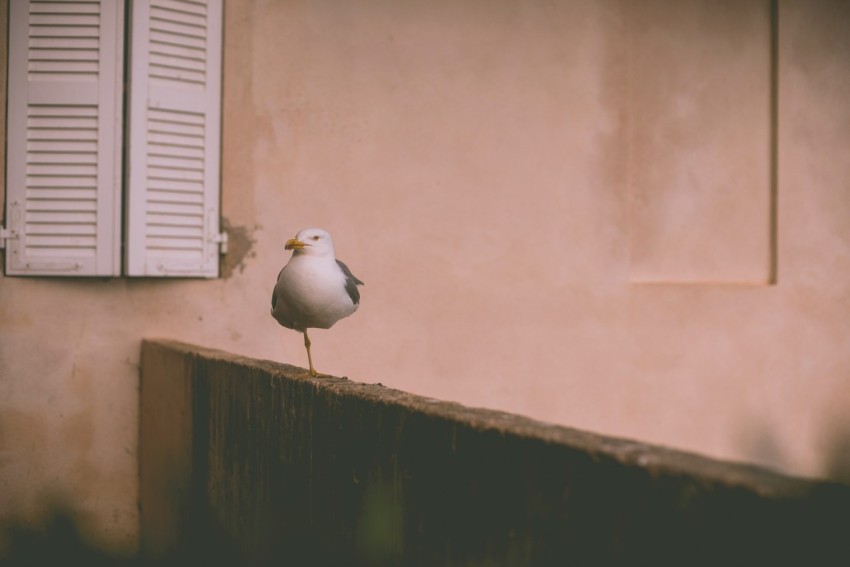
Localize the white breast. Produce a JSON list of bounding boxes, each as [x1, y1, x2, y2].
[[272, 255, 358, 330]]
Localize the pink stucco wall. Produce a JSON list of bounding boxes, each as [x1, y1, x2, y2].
[[1, 0, 849, 553]]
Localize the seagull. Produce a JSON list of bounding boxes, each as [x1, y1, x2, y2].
[[271, 228, 364, 376]]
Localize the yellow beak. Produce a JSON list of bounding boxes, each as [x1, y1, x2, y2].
[[285, 238, 306, 251]]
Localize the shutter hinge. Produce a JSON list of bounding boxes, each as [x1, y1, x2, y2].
[[0, 226, 17, 250], [212, 231, 229, 255]]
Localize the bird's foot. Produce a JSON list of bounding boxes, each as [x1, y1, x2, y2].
[[298, 367, 324, 379]]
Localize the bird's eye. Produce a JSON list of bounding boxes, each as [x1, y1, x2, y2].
[[312, 235, 321, 241]]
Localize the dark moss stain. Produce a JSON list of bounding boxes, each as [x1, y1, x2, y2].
[[220, 217, 259, 279]]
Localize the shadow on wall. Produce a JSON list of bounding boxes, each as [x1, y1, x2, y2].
[[738, 418, 850, 484], [822, 426, 850, 485], [0, 508, 140, 567], [0, 501, 239, 567], [0, 490, 405, 566], [0, 500, 395, 566]]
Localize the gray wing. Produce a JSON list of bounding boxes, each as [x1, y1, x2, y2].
[[336, 259, 364, 305]]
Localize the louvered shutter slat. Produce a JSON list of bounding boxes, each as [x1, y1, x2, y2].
[[5, 0, 124, 276], [125, 0, 222, 277]]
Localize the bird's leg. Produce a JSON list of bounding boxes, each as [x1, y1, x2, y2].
[[303, 329, 317, 376]]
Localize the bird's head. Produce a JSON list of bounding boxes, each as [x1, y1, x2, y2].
[[285, 228, 336, 258]]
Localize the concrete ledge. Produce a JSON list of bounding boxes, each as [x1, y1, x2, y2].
[[140, 339, 850, 566]]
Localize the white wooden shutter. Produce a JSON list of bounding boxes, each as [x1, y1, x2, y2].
[[125, 0, 223, 277], [4, 0, 124, 276]]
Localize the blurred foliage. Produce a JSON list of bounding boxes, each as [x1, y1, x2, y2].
[[355, 482, 404, 564]]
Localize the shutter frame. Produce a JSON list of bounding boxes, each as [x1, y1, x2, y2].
[[5, 0, 124, 276], [125, 0, 223, 278]]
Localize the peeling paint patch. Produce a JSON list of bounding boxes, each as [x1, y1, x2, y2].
[[220, 217, 260, 278]]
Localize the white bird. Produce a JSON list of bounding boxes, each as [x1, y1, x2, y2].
[[271, 228, 364, 376]]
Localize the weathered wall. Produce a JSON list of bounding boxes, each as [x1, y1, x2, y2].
[[2, 0, 850, 552], [221, 0, 850, 481], [140, 340, 850, 566]]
